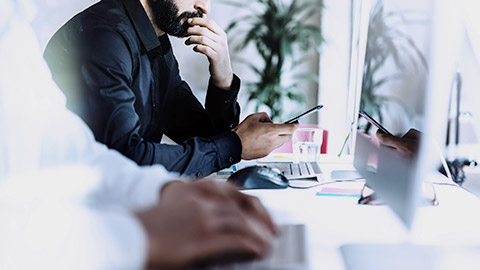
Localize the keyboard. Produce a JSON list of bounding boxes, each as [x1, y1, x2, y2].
[[214, 162, 322, 180], [266, 162, 322, 179], [210, 224, 309, 270]]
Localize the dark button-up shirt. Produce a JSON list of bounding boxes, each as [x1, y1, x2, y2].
[[43, 0, 242, 176]]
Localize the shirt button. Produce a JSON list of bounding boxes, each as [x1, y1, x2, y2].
[[196, 172, 202, 177], [228, 156, 234, 163], [224, 100, 230, 104]]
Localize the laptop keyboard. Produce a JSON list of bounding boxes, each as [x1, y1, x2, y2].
[[210, 224, 308, 270], [267, 162, 322, 179]]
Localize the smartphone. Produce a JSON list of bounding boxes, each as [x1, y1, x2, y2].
[[358, 109, 393, 136], [284, 105, 324, 124]]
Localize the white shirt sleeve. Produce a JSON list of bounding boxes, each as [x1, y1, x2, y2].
[[0, 171, 148, 270], [0, 4, 182, 211], [0, 1, 188, 268]]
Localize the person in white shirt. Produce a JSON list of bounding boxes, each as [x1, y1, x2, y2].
[[0, 0, 275, 269]]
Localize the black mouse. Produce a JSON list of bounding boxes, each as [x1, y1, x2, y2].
[[227, 166, 289, 189]]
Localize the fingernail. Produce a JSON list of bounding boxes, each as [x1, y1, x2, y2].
[[188, 18, 193, 23]]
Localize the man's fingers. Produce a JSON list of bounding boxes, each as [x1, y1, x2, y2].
[[272, 123, 298, 135], [190, 184, 274, 250], [237, 194, 278, 235], [380, 136, 403, 149], [209, 206, 274, 252], [277, 134, 293, 143], [376, 130, 401, 148], [191, 234, 267, 264], [187, 17, 224, 35], [193, 179, 237, 200], [253, 112, 272, 123], [193, 45, 216, 58], [404, 128, 421, 139], [186, 26, 219, 44], [270, 134, 293, 148], [185, 35, 219, 52], [376, 130, 418, 156]]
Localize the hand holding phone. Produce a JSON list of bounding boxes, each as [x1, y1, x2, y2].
[[358, 109, 393, 136], [284, 105, 324, 124]]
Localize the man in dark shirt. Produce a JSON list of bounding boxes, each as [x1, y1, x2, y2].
[[44, 0, 297, 176]]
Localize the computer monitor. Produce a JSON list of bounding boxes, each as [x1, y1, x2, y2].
[[345, 0, 373, 151], [361, 0, 479, 204], [352, 0, 453, 230], [344, 0, 466, 269]]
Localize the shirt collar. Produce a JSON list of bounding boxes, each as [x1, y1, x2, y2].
[[121, 0, 168, 60]]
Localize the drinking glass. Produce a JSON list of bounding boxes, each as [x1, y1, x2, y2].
[[292, 128, 323, 163]]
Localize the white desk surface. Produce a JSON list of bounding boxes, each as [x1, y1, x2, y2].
[[241, 154, 480, 269]]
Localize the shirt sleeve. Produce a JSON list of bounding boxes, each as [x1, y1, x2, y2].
[[77, 114, 184, 210], [149, 131, 242, 177], [149, 79, 243, 175], [205, 75, 242, 130], [162, 75, 241, 140], [0, 177, 148, 270], [155, 77, 243, 176], [44, 26, 242, 176], [4, 22, 180, 211], [0, 18, 157, 269], [153, 54, 242, 176]]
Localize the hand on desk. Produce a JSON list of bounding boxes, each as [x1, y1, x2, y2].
[[376, 128, 421, 157], [136, 180, 276, 269], [233, 112, 299, 160]]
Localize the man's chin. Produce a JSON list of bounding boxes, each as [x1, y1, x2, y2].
[[154, 25, 185, 37], [170, 24, 192, 38], [155, 18, 194, 37], [167, 30, 189, 38]]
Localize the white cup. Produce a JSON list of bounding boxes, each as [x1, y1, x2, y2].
[[293, 128, 323, 163]]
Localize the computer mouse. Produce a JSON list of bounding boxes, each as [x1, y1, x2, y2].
[[227, 166, 289, 189]]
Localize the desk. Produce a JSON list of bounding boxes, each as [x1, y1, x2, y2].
[[241, 154, 480, 269]]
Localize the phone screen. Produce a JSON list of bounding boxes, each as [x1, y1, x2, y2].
[[284, 105, 324, 124]]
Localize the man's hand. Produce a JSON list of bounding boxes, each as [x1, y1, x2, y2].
[[376, 128, 421, 157], [185, 16, 234, 90], [135, 180, 276, 269], [233, 112, 299, 160]]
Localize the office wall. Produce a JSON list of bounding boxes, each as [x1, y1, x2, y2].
[[317, 0, 352, 155], [171, 0, 320, 122]]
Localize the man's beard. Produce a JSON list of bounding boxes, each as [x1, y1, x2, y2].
[[148, 0, 203, 37]]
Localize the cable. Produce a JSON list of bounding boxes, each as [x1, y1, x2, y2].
[[431, 182, 460, 187], [433, 139, 455, 183]]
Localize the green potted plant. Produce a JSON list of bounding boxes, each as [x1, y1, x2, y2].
[[225, 0, 324, 120], [360, 0, 428, 133]]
